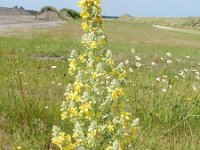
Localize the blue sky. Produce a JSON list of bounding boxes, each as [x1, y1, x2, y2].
[[0, 0, 200, 17]]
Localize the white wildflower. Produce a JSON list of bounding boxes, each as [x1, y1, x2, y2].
[[135, 56, 141, 61], [192, 85, 197, 91], [131, 48, 135, 54], [166, 52, 171, 57], [185, 56, 190, 59], [135, 62, 142, 68], [167, 60, 172, 64], [125, 60, 129, 65], [152, 62, 156, 66], [51, 66, 57, 69], [129, 68, 133, 73], [132, 118, 140, 126], [156, 77, 161, 82]]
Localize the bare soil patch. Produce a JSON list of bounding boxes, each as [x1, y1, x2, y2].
[[0, 15, 64, 35]]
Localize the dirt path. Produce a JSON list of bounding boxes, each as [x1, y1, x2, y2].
[[153, 25, 200, 35]]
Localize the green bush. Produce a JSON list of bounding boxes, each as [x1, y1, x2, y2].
[[60, 8, 80, 19]]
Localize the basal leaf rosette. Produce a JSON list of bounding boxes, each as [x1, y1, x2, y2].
[[52, 0, 139, 149]]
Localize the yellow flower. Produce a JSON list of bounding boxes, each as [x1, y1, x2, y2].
[[97, 112, 102, 118], [96, 56, 101, 62], [81, 22, 88, 31], [107, 124, 114, 133], [118, 70, 127, 79], [99, 36, 106, 45], [16, 146, 22, 150], [105, 145, 111, 150], [63, 144, 74, 150], [118, 87, 125, 96], [111, 69, 117, 75], [79, 102, 91, 113], [130, 127, 138, 137], [85, 84, 91, 91], [77, 0, 87, 7], [69, 108, 79, 117], [68, 59, 77, 75], [96, 17, 103, 23], [52, 132, 65, 146], [80, 11, 90, 19], [98, 125, 104, 132], [93, 0, 101, 6], [61, 112, 67, 120], [73, 82, 83, 93], [90, 41, 98, 49], [80, 54, 86, 62], [111, 87, 125, 100], [85, 111, 94, 119], [87, 130, 96, 139], [124, 133, 131, 144], [66, 92, 81, 102], [92, 72, 98, 79]]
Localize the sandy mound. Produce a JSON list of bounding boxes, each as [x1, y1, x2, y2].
[[118, 14, 133, 21], [36, 7, 61, 21]]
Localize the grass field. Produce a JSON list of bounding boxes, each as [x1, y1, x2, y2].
[[119, 16, 200, 29], [1, 20, 200, 149]]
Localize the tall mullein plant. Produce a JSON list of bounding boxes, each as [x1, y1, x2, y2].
[[52, 0, 139, 149]]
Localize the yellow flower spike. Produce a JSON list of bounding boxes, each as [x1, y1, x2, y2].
[[52, 0, 138, 149]]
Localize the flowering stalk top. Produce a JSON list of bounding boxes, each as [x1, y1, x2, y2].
[[79, 0, 107, 50]]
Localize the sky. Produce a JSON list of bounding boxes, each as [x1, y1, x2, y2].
[[0, 0, 200, 17]]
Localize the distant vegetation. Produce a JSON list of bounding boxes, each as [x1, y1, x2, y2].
[[39, 6, 58, 14], [37, 6, 80, 21], [60, 8, 80, 19], [118, 14, 200, 29]]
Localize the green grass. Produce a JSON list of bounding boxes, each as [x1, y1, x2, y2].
[[0, 20, 200, 149]]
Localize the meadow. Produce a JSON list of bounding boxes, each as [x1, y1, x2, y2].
[[0, 19, 200, 149]]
